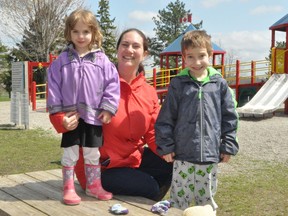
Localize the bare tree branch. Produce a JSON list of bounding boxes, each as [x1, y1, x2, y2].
[[0, 0, 84, 61]]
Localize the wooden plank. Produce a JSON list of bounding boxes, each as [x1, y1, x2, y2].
[[115, 195, 183, 216], [45, 169, 61, 178], [0, 190, 46, 215], [26, 170, 62, 190], [6, 173, 124, 215], [0, 175, 87, 216], [27, 170, 174, 215], [44, 169, 183, 215], [0, 171, 164, 216]]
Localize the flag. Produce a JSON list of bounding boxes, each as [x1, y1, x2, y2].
[[180, 14, 192, 23]]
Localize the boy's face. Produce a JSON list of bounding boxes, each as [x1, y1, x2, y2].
[[183, 47, 211, 76]]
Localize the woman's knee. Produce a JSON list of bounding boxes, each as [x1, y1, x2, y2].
[[102, 168, 159, 199]]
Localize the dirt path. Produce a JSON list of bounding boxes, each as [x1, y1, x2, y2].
[[0, 101, 58, 136]]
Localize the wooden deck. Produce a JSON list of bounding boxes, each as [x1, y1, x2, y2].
[[0, 169, 183, 215]]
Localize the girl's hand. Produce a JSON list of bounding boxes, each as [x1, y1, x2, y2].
[[163, 152, 175, 163], [98, 110, 112, 124], [63, 111, 79, 130]]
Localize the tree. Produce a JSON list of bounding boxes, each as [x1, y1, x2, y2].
[[96, 0, 118, 63], [0, 0, 84, 62], [0, 42, 12, 97], [149, 0, 203, 67], [266, 41, 286, 61]]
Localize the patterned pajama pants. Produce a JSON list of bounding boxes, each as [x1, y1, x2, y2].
[[170, 160, 218, 210]]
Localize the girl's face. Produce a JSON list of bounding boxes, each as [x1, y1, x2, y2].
[[183, 47, 210, 76], [71, 20, 92, 55], [117, 31, 147, 69]]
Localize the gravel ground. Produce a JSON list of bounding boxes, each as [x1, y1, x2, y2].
[[0, 101, 60, 137], [1, 101, 287, 168]]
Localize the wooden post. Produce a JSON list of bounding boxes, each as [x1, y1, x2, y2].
[[235, 60, 240, 102], [251, 61, 255, 84], [31, 81, 36, 111], [153, 68, 156, 88]]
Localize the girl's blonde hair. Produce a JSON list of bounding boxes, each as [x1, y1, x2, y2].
[[181, 30, 213, 56], [64, 8, 103, 50]]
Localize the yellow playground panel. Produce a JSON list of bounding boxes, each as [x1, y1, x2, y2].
[[271, 47, 288, 74]]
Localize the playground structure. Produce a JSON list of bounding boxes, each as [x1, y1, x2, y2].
[[29, 57, 271, 111], [236, 13, 288, 116], [27, 13, 288, 116], [236, 73, 288, 117], [159, 24, 226, 73], [146, 59, 270, 106], [28, 54, 57, 110]]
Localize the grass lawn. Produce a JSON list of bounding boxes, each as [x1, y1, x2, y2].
[[216, 161, 288, 215], [0, 129, 62, 175], [0, 96, 10, 102], [0, 128, 287, 215]]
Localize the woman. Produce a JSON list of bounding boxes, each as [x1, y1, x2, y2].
[[72, 28, 173, 201]]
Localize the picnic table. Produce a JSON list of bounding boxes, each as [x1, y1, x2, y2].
[[0, 169, 183, 215]]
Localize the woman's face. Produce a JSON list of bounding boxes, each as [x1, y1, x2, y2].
[[117, 31, 147, 69]]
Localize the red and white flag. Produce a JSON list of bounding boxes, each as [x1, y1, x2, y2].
[[180, 14, 192, 23]]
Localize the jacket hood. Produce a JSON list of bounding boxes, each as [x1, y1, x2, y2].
[[177, 67, 222, 79], [63, 44, 102, 62]]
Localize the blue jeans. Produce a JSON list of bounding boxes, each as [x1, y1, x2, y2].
[[102, 147, 173, 201]]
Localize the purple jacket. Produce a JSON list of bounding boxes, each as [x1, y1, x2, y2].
[[47, 46, 120, 126]]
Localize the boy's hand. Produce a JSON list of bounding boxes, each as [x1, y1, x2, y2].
[[163, 152, 175, 163], [220, 153, 231, 163]]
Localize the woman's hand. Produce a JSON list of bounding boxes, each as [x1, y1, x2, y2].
[[63, 111, 79, 131], [98, 110, 112, 124]]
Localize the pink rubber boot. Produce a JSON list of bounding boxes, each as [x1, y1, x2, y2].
[[62, 166, 81, 205], [85, 164, 113, 200]]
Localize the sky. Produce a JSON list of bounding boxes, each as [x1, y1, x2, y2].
[[85, 0, 288, 64]]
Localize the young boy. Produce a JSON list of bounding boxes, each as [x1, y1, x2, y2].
[[155, 30, 239, 211]]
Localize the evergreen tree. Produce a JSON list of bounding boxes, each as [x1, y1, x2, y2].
[[266, 41, 286, 61], [149, 0, 202, 67], [0, 42, 12, 97], [97, 0, 117, 63]]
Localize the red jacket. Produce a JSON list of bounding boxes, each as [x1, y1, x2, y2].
[[50, 73, 160, 168]]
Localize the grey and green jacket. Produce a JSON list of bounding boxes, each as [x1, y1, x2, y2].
[[155, 67, 239, 164]]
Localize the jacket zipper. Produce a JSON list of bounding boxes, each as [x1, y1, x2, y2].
[[198, 84, 204, 162]]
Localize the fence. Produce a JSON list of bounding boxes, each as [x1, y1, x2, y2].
[[30, 59, 271, 109], [146, 59, 270, 104], [31, 81, 47, 111]]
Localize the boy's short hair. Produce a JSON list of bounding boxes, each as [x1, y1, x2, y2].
[[181, 30, 213, 56]]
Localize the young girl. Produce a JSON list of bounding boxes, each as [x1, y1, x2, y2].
[[47, 9, 120, 205]]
